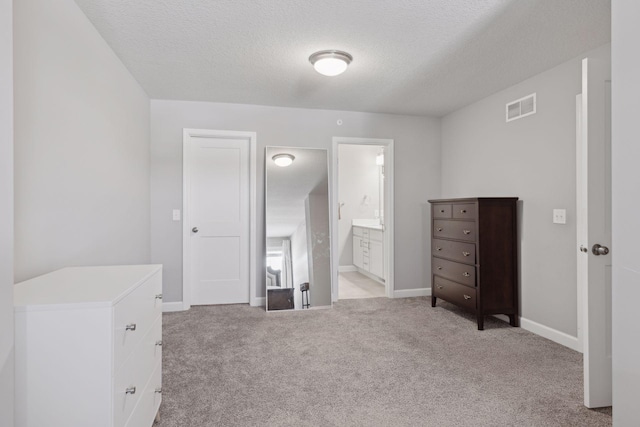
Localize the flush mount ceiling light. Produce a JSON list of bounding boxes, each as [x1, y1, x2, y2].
[[309, 50, 353, 76], [272, 153, 295, 167]]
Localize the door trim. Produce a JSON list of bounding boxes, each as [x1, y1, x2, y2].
[[182, 128, 257, 310], [331, 137, 395, 300]]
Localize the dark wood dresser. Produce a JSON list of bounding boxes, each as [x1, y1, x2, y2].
[[429, 197, 519, 330]]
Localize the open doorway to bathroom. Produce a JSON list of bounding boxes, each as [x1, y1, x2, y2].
[[332, 138, 394, 300]]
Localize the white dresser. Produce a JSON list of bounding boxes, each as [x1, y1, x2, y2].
[[14, 265, 163, 427]]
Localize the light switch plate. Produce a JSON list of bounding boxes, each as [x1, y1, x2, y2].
[[553, 209, 566, 224], [172, 209, 181, 221]]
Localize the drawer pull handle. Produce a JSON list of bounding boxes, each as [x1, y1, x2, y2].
[[437, 228, 443, 232], [125, 387, 136, 395], [460, 209, 467, 214], [437, 285, 443, 289], [440, 209, 445, 213], [155, 294, 163, 300], [462, 251, 470, 256], [125, 323, 137, 331], [155, 388, 163, 394], [463, 294, 472, 300], [463, 272, 470, 277], [437, 266, 442, 270], [436, 247, 442, 251], [463, 230, 471, 235], [156, 340, 163, 347]]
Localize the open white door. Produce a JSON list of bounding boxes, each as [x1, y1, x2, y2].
[[578, 57, 612, 408]]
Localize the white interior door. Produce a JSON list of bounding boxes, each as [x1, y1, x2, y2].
[[578, 57, 612, 408], [184, 132, 250, 306]]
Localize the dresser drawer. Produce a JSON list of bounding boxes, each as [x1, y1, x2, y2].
[[114, 314, 162, 427], [432, 239, 476, 264], [125, 360, 162, 427], [433, 204, 452, 219], [114, 271, 162, 368], [433, 220, 476, 242], [432, 257, 476, 287], [433, 276, 476, 310], [452, 203, 477, 219]]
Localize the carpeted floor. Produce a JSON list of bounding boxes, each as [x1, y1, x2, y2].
[[159, 297, 612, 426]]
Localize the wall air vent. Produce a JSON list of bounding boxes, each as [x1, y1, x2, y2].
[[506, 93, 536, 122]]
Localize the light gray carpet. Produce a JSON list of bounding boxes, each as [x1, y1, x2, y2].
[[159, 297, 612, 426]]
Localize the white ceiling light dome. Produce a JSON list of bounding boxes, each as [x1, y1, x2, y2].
[[272, 153, 295, 167], [309, 50, 353, 76]]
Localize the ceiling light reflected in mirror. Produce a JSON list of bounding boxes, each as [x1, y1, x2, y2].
[[272, 153, 295, 167]]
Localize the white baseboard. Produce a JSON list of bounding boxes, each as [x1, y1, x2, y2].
[[338, 265, 357, 273], [163, 301, 187, 312], [520, 317, 582, 353], [251, 297, 265, 307], [393, 287, 431, 298]]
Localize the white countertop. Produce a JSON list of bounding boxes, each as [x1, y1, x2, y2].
[[352, 219, 383, 230], [14, 264, 162, 311]]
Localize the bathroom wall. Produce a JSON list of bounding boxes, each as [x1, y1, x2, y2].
[[337, 144, 383, 267]]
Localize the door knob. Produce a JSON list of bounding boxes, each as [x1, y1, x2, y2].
[[592, 244, 609, 256], [192, 227, 199, 233]]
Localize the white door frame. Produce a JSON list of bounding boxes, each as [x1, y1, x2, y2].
[[182, 128, 257, 310], [331, 137, 395, 300]]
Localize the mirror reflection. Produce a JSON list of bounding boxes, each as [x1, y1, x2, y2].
[[265, 147, 332, 311]]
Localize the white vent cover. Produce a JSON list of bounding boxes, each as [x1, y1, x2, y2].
[[506, 93, 536, 122]]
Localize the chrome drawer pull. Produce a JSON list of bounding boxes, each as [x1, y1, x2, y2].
[[155, 388, 162, 394], [463, 294, 472, 300], [463, 272, 470, 277], [437, 285, 443, 289], [463, 230, 471, 235], [462, 251, 470, 256], [156, 340, 163, 347], [155, 294, 163, 300], [436, 247, 442, 251], [437, 228, 443, 232], [460, 209, 467, 214], [437, 266, 442, 270], [125, 323, 137, 331], [125, 387, 136, 395]]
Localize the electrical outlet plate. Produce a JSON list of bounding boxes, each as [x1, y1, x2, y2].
[[553, 209, 566, 224]]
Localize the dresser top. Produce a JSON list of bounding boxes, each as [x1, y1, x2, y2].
[[14, 264, 162, 311], [428, 197, 518, 203]]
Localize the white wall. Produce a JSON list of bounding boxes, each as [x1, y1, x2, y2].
[[441, 44, 610, 338], [150, 100, 441, 302], [0, 0, 13, 424], [291, 221, 309, 291], [611, 0, 640, 423], [338, 144, 382, 266], [306, 193, 331, 307], [13, 0, 151, 282]]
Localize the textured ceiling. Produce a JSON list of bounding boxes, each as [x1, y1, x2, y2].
[[73, 0, 611, 117]]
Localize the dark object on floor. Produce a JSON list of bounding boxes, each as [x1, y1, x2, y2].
[[300, 282, 310, 308], [267, 288, 294, 310]]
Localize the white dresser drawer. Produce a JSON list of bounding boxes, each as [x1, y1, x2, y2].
[[125, 360, 162, 427], [114, 314, 162, 427], [113, 271, 162, 368]]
